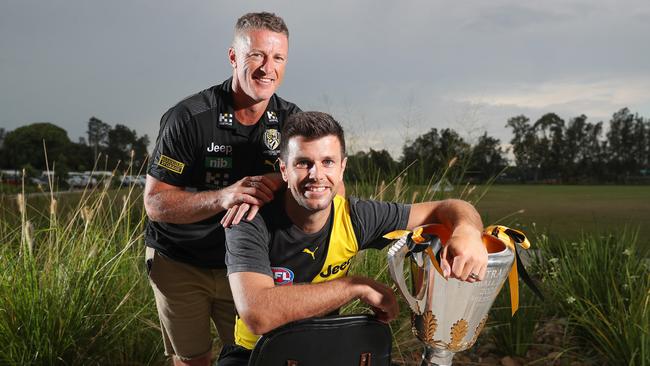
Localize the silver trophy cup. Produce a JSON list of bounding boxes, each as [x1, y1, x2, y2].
[[387, 224, 517, 366]]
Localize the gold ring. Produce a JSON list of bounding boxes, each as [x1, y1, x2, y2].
[[469, 273, 479, 280]]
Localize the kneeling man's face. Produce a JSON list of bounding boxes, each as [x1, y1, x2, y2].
[[280, 135, 346, 211]]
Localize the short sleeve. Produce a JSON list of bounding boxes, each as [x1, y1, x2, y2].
[[225, 214, 273, 277], [349, 198, 411, 250], [289, 103, 302, 114], [147, 105, 197, 186]]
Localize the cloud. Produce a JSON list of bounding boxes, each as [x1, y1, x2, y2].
[[463, 4, 577, 32], [448, 76, 650, 120]]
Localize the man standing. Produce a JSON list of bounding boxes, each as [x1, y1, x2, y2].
[[220, 111, 488, 365], [143, 13, 299, 366]]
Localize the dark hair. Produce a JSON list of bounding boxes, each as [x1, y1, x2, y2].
[[280, 112, 346, 160], [235, 12, 289, 38]]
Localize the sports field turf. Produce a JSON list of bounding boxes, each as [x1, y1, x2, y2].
[[473, 185, 650, 247]]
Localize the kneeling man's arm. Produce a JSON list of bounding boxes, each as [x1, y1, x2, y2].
[[229, 271, 397, 335], [408, 199, 487, 281]]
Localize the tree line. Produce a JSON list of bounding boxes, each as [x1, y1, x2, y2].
[[1, 108, 648, 184], [345, 107, 649, 184], [0, 117, 149, 179]]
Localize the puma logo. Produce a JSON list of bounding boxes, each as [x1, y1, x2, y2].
[[302, 247, 318, 260]]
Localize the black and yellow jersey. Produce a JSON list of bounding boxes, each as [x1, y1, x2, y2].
[[225, 194, 410, 349]]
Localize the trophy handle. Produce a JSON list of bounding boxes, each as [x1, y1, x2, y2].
[[387, 239, 422, 313], [387, 224, 451, 314], [387, 236, 443, 314]]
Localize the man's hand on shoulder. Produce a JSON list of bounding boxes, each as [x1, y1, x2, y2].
[[221, 173, 284, 228]]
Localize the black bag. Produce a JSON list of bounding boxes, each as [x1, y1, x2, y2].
[[248, 315, 392, 366]]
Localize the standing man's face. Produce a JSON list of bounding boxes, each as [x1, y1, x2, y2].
[[280, 135, 347, 212], [230, 29, 288, 103]]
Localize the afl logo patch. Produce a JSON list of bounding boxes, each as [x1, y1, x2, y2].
[[271, 267, 294, 285], [264, 129, 281, 150]]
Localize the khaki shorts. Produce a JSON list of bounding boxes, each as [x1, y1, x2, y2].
[[146, 247, 235, 360]]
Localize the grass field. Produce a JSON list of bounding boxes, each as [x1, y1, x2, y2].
[[1, 183, 648, 364], [472, 185, 650, 247]]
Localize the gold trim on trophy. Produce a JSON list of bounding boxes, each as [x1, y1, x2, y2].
[[469, 315, 489, 347], [448, 319, 469, 352]]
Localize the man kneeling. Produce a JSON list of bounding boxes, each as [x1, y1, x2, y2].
[[218, 111, 488, 365]]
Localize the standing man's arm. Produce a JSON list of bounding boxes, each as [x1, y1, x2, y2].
[[144, 173, 281, 224], [144, 102, 285, 224]]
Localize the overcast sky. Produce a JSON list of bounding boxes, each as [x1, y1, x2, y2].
[[2, 0, 649, 158]]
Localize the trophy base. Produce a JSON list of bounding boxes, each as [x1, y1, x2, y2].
[[420, 346, 454, 366]]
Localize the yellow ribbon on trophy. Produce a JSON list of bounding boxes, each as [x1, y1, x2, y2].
[[383, 224, 531, 316], [485, 225, 531, 316]]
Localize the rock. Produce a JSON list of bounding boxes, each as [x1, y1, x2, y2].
[[547, 351, 561, 360], [479, 356, 499, 364], [500, 356, 521, 366], [453, 354, 472, 363]]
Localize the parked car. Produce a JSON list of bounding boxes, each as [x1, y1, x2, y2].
[[66, 173, 97, 188], [119, 175, 146, 188], [30, 177, 49, 186]]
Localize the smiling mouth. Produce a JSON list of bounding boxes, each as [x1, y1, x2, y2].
[[253, 76, 274, 85], [303, 186, 329, 194]]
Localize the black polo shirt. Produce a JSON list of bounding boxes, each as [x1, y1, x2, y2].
[[146, 78, 301, 268]]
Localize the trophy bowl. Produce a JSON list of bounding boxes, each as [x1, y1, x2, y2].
[[387, 224, 516, 366]]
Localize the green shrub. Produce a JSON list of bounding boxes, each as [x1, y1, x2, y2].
[[0, 183, 164, 365], [532, 230, 649, 365]]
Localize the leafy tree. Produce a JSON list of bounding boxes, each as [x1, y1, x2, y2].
[[67, 142, 95, 172], [0, 128, 6, 168], [87, 116, 111, 159], [2, 122, 72, 178], [632, 114, 647, 171], [564, 115, 605, 182], [401, 128, 470, 183], [506, 115, 538, 182], [533, 113, 565, 182], [606, 108, 639, 181], [346, 149, 397, 182], [105, 124, 149, 171], [469, 132, 508, 182]]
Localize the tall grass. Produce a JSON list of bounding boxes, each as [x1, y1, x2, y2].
[[484, 286, 544, 357], [532, 229, 649, 365], [0, 173, 164, 365], [3, 156, 648, 365]]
